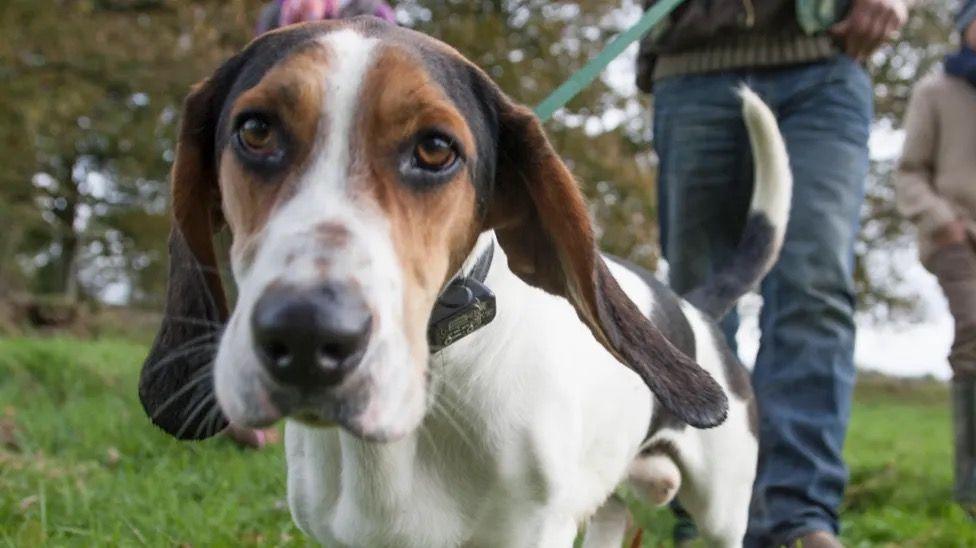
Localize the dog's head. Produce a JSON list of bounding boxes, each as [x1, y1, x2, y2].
[[139, 18, 727, 442]]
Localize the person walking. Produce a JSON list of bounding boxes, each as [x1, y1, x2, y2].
[[895, 0, 976, 514], [637, 0, 908, 546]]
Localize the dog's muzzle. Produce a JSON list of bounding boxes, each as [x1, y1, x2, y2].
[[251, 282, 372, 392]]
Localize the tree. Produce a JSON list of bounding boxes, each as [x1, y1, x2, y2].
[[0, 0, 263, 303]]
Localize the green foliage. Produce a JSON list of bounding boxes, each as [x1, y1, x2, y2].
[[0, 0, 265, 301], [0, 337, 971, 545]]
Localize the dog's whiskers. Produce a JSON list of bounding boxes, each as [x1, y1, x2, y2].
[[150, 367, 214, 422], [417, 420, 446, 465], [427, 373, 479, 453], [176, 391, 218, 439], [204, 405, 228, 439], [143, 339, 217, 376]]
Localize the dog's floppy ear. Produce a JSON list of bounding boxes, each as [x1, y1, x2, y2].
[[139, 59, 243, 440], [483, 93, 728, 429]]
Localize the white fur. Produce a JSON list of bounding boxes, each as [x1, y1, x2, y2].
[[741, 86, 792, 246]]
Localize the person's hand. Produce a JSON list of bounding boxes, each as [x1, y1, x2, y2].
[[934, 220, 968, 249], [966, 19, 976, 50], [829, 0, 908, 61], [280, 0, 339, 27]]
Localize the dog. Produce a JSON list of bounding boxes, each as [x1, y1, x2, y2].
[[139, 17, 791, 547]]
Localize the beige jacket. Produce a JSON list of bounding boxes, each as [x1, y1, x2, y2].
[[895, 71, 976, 265]]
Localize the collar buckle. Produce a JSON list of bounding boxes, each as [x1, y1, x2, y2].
[[427, 242, 496, 353]]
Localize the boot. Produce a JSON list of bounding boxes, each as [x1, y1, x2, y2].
[[952, 374, 976, 516]]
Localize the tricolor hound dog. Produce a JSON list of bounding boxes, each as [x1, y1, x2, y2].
[[139, 17, 791, 548]]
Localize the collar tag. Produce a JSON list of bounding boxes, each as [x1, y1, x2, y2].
[[427, 277, 496, 353]]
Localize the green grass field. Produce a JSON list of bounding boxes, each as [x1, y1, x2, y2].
[[1, 337, 972, 546]]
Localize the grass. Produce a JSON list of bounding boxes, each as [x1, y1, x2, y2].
[[0, 336, 972, 546], [0, 337, 303, 547]]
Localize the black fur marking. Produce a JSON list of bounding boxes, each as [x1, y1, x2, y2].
[[139, 230, 227, 439], [594, 262, 729, 429], [640, 438, 681, 463], [607, 256, 696, 360], [704, 320, 758, 437], [684, 212, 776, 320], [607, 256, 698, 435], [609, 256, 759, 438], [648, 405, 687, 435]]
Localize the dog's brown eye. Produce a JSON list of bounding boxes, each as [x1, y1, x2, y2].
[[238, 118, 276, 153], [414, 135, 457, 171]]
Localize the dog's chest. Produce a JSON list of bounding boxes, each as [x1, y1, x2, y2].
[[283, 411, 559, 547]]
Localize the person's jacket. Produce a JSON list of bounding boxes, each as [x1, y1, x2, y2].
[[636, 0, 850, 91], [895, 71, 976, 265]]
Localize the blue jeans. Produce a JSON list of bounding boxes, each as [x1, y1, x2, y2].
[[653, 56, 872, 546]]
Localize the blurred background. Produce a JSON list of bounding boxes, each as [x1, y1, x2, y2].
[[1, 1, 972, 545], [0, 0, 960, 334]]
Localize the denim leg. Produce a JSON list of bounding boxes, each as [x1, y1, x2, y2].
[[653, 74, 754, 541], [746, 57, 872, 546], [653, 74, 755, 348]]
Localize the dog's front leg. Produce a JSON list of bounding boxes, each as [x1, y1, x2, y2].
[[581, 496, 629, 548], [529, 515, 578, 548]]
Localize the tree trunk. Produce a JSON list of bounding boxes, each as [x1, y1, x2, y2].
[[54, 164, 81, 302], [61, 230, 79, 302]]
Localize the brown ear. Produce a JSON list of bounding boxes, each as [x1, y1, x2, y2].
[[485, 99, 728, 429], [139, 70, 235, 440]]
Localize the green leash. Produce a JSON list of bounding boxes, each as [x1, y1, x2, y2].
[[533, 0, 684, 122]]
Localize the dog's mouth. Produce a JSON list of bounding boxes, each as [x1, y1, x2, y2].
[[266, 376, 370, 432], [266, 387, 422, 443], [216, 334, 428, 443]]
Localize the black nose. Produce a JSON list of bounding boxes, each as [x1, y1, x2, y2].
[[251, 282, 372, 387]]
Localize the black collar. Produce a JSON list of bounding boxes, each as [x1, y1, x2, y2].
[[427, 242, 496, 353]]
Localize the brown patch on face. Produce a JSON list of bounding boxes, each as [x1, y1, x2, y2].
[[354, 45, 482, 361], [218, 46, 330, 263], [314, 221, 351, 248], [313, 256, 331, 276]]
